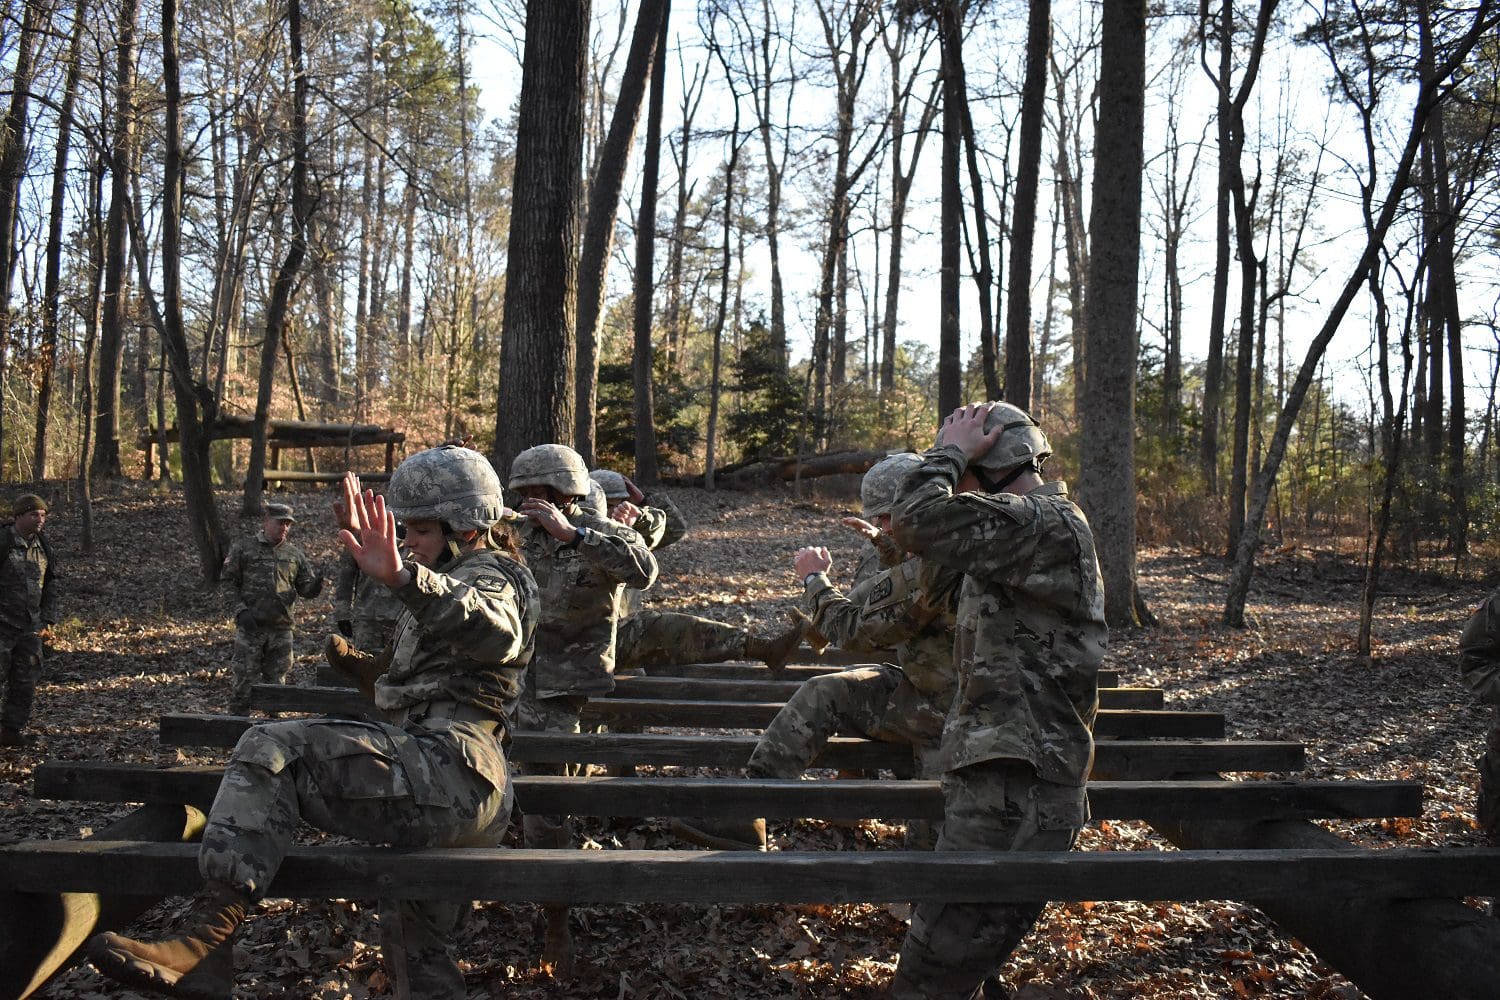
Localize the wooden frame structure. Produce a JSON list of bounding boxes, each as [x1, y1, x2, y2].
[[137, 415, 404, 485]]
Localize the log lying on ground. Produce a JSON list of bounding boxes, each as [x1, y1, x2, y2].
[[159, 716, 1301, 776], [35, 763, 1420, 823], [0, 803, 205, 1000], [672, 448, 891, 488]]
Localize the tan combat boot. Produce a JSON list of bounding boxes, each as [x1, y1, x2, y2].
[[88, 881, 250, 998], [324, 633, 389, 701], [669, 816, 768, 851], [746, 610, 811, 675]]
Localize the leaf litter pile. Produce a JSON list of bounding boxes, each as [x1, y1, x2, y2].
[[5, 482, 1490, 999]]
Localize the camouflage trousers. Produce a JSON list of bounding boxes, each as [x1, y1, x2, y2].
[[1479, 707, 1500, 841], [512, 686, 588, 849], [230, 622, 294, 716], [0, 625, 43, 734], [354, 617, 398, 656], [890, 759, 1087, 999], [616, 610, 748, 671], [747, 665, 945, 780], [202, 716, 512, 1000]]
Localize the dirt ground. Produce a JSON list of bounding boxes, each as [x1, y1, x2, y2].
[[1, 480, 1490, 999]]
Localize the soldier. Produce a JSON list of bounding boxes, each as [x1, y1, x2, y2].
[[886, 402, 1107, 1000], [1458, 589, 1500, 842], [507, 444, 658, 969], [332, 541, 404, 654], [591, 468, 806, 674], [671, 458, 961, 852], [88, 451, 538, 999], [220, 503, 324, 715], [846, 453, 921, 585], [0, 493, 59, 747]]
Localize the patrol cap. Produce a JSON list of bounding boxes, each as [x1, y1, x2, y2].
[[589, 469, 631, 502], [264, 502, 297, 522], [12, 493, 47, 516]]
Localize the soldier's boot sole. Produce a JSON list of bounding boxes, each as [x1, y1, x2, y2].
[[87, 933, 233, 999], [669, 817, 767, 851]]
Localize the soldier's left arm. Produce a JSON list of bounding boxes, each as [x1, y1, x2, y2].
[[392, 560, 529, 663], [39, 536, 59, 625], [294, 548, 326, 600], [577, 518, 659, 591], [642, 491, 689, 548]]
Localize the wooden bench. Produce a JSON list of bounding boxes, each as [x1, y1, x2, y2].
[[33, 762, 1422, 823], [317, 662, 1123, 687], [250, 685, 1225, 737], [156, 717, 1304, 775]]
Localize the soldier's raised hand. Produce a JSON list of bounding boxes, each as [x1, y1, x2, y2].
[[840, 516, 879, 542], [937, 403, 1002, 461], [333, 471, 365, 536], [610, 501, 643, 526], [621, 476, 646, 504], [520, 497, 578, 543], [794, 546, 833, 579], [340, 486, 405, 587]]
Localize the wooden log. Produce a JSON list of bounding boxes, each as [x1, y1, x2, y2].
[[34, 763, 1420, 822], [608, 676, 1162, 709], [158, 715, 1303, 776], [4, 841, 1498, 907], [140, 416, 404, 447], [261, 470, 390, 484], [644, 661, 1123, 688], [0, 803, 206, 1000], [249, 686, 1220, 737], [1154, 815, 1500, 1000]]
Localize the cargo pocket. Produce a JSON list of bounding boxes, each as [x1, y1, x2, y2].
[[1034, 782, 1088, 832]]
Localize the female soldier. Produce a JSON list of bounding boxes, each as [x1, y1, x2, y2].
[[88, 447, 538, 1000]]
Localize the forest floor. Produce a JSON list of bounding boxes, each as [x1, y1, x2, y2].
[[3, 479, 1491, 999]]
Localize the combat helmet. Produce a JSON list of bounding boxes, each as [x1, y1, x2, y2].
[[589, 469, 630, 503], [509, 444, 590, 498], [967, 402, 1051, 475], [860, 453, 922, 518], [579, 479, 609, 517], [387, 445, 506, 532]]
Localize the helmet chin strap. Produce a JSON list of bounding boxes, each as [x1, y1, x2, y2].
[[978, 460, 1039, 494]]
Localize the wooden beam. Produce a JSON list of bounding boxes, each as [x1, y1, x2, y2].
[[0, 804, 206, 1000], [33, 764, 1419, 821], [262, 470, 391, 485], [3, 841, 1497, 905], [642, 662, 1122, 688], [158, 716, 1300, 775], [249, 686, 1223, 737], [605, 676, 1161, 709]]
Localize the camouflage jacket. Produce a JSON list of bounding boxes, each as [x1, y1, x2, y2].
[[0, 524, 58, 633], [1459, 588, 1500, 705], [333, 551, 406, 627], [376, 547, 538, 719], [802, 555, 962, 704], [892, 445, 1107, 785], [221, 532, 324, 628], [519, 509, 658, 698], [619, 491, 689, 618]]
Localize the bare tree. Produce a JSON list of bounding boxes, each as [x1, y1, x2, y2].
[[1004, 0, 1051, 411], [633, 2, 672, 486]]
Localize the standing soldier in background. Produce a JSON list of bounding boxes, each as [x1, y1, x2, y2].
[[0, 494, 59, 747], [333, 539, 404, 654], [1458, 589, 1500, 842], [220, 503, 324, 716], [508, 445, 658, 971], [888, 403, 1107, 1000], [592, 468, 807, 674]]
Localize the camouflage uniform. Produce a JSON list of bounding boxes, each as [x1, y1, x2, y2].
[[853, 530, 906, 586], [221, 531, 323, 715], [513, 508, 657, 847], [201, 545, 538, 998], [0, 522, 58, 737], [1458, 589, 1500, 839], [334, 550, 406, 652], [887, 444, 1107, 999], [748, 556, 961, 782]]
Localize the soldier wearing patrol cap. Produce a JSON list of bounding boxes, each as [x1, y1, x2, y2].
[[89, 453, 538, 999], [887, 402, 1107, 999], [219, 501, 324, 715], [0, 493, 59, 746]]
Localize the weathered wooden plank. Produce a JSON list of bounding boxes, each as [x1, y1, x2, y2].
[[606, 676, 1162, 709], [643, 661, 1122, 688], [2, 841, 1496, 905], [0, 804, 205, 1000], [157, 715, 1303, 775], [34, 763, 1419, 821], [249, 686, 1222, 737]]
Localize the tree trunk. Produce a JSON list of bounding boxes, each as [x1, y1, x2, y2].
[[1199, 0, 1234, 494], [1079, 0, 1152, 630], [94, 0, 138, 481], [35, 0, 88, 479], [936, 0, 963, 420], [957, 57, 999, 401], [575, 0, 668, 464], [243, 0, 314, 516], [632, 1, 671, 487], [704, 60, 740, 492], [493, 1, 589, 474], [1004, 0, 1050, 410]]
